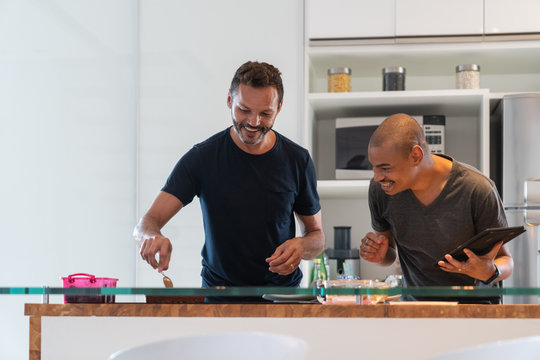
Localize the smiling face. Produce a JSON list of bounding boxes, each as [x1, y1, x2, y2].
[[368, 113, 429, 195], [228, 83, 281, 148], [368, 142, 417, 195]]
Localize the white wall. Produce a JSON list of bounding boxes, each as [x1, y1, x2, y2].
[[0, 1, 138, 359], [0, 0, 304, 358], [136, 0, 304, 287]]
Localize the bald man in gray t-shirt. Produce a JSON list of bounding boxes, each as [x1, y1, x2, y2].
[[360, 114, 512, 303], [369, 155, 507, 288]]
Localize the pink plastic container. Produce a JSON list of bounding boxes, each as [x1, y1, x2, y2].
[[61, 273, 118, 304]]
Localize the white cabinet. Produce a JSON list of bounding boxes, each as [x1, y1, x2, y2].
[[308, 0, 540, 41], [307, 0, 394, 40], [485, 0, 540, 35], [395, 0, 483, 37]]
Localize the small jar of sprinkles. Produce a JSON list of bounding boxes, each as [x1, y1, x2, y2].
[[328, 67, 351, 92], [456, 64, 480, 89]]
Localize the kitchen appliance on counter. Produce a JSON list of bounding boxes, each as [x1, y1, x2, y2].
[[492, 93, 540, 304], [324, 226, 360, 279]]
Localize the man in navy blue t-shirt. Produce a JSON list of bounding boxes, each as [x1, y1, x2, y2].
[[134, 61, 325, 287]]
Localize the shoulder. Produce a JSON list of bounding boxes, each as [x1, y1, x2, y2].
[[451, 159, 497, 197], [178, 129, 229, 165], [454, 160, 494, 186], [193, 128, 229, 151], [275, 131, 310, 160]]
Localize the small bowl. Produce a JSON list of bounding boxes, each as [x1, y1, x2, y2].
[[322, 279, 388, 305]]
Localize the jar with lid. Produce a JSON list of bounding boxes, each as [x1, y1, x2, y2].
[[383, 66, 406, 91], [328, 67, 351, 92], [456, 64, 480, 89]]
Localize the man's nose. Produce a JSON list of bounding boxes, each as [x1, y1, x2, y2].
[[373, 169, 384, 182], [246, 114, 261, 126]]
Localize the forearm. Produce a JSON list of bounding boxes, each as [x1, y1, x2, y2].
[[295, 211, 325, 259], [133, 215, 164, 248], [133, 191, 183, 248], [300, 228, 325, 260], [493, 255, 513, 282], [379, 246, 397, 266], [376, 229, 397, 266]]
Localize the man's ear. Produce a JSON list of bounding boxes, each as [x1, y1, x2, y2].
[[277, 99, 283, 113], [227, 90, 232, 109], [409, 144, 424, 166]]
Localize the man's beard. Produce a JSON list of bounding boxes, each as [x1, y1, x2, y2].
[[232, 118, 271, 145]]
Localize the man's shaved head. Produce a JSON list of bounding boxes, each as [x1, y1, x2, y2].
[[369, 113, 429, 157]]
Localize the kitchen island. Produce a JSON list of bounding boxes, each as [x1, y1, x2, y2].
[[25, 302, 540, 360]]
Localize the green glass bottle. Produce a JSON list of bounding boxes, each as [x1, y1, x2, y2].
[[310, 254, 328, 287]]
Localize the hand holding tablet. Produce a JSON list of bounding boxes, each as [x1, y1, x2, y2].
[[435, 226, 526, 266]]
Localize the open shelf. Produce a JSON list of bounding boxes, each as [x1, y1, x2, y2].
[[305, 38, 540, 198], [307, 41, 540, 94], [307, 41, 540, 76], [317, 180, 370, 199], [308, 89, 487, 119]]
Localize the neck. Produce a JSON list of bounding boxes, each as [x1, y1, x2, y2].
[[411, 154, 452, 198], [229, 127, 276, 155]]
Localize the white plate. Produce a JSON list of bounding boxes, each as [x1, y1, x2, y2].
[[262, 294, 318, 303]]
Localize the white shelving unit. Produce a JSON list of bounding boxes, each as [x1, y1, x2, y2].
[[304, 0, 540, 282], [304, 41, 540, 198]]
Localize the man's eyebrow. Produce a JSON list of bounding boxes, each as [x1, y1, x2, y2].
[[238, 103, 274, 112], [373, 163, 391, 168]]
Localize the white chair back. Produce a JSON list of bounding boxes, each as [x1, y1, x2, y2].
[[109, 331, 308, 360], [426, 335, 540, 360]]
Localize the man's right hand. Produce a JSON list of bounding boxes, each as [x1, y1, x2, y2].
[[140, 235, 173, 272], [360, 232, 389, 264], [134, 191, 183, 272]]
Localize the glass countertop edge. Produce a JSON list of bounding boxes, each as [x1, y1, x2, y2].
[[3, 286, 540, 297]]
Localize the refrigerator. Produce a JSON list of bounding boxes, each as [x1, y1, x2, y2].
[[496, 93, 540, 304]]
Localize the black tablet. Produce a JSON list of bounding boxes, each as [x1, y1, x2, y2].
[[435, 226, 526, 266]]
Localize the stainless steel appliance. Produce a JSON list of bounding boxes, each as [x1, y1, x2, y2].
[[335, 115, 422, 179], [498, 93, 540, 304], [335, 117, 385, 180], [422, 115, 445, 154]]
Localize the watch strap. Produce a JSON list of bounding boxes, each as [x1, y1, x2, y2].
[[481, 264, 500, 285]]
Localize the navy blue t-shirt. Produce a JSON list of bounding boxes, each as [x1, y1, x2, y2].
[[162, 127, 321, 287]]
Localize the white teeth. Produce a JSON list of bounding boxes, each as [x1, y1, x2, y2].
[[381, 182, 393, 190], [244, 126, 259, 132]]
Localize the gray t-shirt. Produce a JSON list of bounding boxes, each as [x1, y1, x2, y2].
[[369, 155, 507, 288]]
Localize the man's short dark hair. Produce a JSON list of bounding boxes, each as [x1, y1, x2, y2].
[[230, 61, 284, 105]]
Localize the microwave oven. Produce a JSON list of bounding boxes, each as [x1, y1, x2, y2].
[[335, 115, 440, 179]]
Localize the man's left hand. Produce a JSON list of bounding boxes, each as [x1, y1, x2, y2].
[[266, 238, 305, 275], [438, 241, 503, 281]]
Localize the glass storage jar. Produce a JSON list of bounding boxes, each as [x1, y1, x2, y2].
[[456, 64, 480, 89], [328, 67, 351, 92], [383, 66, 406, 91]]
